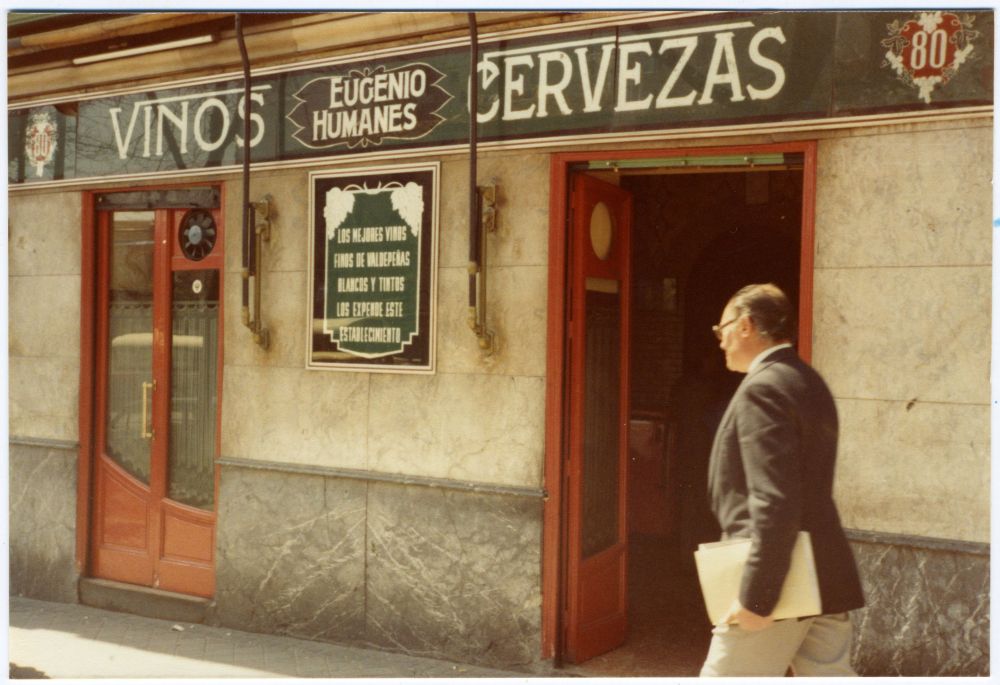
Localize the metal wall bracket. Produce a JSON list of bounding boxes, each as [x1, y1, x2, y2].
[[242, 194, 273, 349], [468, 181, 498, 355], [479, 181, 497, 234], [252, 195, 272, 242]]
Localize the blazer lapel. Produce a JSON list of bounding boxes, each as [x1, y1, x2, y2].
[[706, 347, 795, 502], [707, 378, 745, 501]]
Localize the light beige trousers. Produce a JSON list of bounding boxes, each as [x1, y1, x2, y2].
[[700, 613, 856, 677]]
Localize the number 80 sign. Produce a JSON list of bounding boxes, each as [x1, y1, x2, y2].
[[883, 12, 980, 104]]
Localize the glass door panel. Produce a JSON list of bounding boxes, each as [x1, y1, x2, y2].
[[105, 211, 155, 483], [169, 269, 219, 510], [581, 289, 622, 558]]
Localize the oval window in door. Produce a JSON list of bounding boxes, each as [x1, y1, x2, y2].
[[589, 201, 614, 260]]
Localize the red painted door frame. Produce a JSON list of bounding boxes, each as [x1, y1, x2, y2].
[[77, 183, 225, 597], [542, 141, 817, 660]]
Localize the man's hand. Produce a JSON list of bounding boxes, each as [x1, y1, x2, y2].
[[720, 599, 774, 631]]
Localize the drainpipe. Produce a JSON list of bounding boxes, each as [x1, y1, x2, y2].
[[236, 13, 252, 332], [466, 13, 495, 354], [467, 12, 479, 317]]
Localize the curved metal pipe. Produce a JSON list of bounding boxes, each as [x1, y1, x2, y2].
[[235, 14, 251, 323], [467, 12, 479, 310]]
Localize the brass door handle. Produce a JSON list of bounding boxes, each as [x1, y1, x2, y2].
[[141, 381, 155, 439]]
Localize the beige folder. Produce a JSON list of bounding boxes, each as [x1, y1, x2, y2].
[[693, 531, 821, 625]]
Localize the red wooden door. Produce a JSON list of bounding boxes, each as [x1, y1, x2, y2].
[[564, 174, 632, 663], [90, 201, 221, 598]]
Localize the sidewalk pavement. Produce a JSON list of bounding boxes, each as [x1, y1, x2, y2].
[[8, 596, 542, 679]]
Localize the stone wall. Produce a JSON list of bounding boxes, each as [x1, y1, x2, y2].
[[812, 121, 991, 676], [9, 188, 83, 603], [220, 153, 549, 487], [8, 190, 82, 442], [214, 463, 543, 669], [813, 120, 992, 543], [850, 534, 989, 676], [214, 152, 550, 669], [9, 441, 80, 603]]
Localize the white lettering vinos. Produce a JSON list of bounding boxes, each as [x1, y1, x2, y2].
[[109, 86, 269, 160]]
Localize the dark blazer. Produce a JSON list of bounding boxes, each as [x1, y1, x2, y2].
[[707, 346, 865, 617]]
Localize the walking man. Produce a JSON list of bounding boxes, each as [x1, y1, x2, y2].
[[700, 283, 865, 676]]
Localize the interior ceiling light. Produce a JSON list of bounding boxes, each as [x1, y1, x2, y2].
[[72, 34, 214, 65]]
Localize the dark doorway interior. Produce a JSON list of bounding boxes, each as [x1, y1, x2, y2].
[[570, 166, 802, 676]]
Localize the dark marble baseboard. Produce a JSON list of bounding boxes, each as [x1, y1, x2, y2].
[[213, 468, 368, 642], [9, 442, 80, 603], [215, 465, 543, 669], [850, 537, 989, 676]]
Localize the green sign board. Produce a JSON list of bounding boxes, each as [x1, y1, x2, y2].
[[308, 164, 437, 371], [9, 11, 993, 186]]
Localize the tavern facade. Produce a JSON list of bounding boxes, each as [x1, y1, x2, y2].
[[8, 10, 991, 676]]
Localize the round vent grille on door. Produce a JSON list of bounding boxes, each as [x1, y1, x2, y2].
[[178, 209, 217, 261]]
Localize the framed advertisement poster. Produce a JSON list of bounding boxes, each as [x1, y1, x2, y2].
[[308, 163, 438, 372]]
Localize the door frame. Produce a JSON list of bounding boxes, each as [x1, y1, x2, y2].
[[76, 182, 226, 583], [542, 141, 817, 661]]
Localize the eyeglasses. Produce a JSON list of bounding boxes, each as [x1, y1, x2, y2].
[[712, 316, 740, 341]]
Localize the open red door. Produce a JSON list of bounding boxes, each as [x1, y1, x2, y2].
[[564, 173, 632, 663]]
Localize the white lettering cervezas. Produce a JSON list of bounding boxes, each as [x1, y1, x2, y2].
[[475, 20, 787, 123]]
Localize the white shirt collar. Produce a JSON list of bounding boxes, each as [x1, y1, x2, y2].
[[748, 342, 793, 374]]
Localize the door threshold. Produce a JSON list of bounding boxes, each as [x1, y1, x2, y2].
[[79, 577, 213, 624]]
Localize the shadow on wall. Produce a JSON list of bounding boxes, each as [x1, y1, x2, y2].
[[10, 664, 50, 679]]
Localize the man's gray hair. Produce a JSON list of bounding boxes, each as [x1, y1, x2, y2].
[[728, 283, 795, 342]]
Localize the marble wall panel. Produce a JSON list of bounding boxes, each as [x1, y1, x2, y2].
[[217, 155, 549, 487], [364, 482, 543, 668], [850, 539, 988, 676], [439, 155, 549, 270], [223, 171, 310, 275], [220, 365, 369, 470], [812, 265, 989, 405], [9, 357, 80, 442], [9, 443, 79, 603], [214, 467, 544, 669], [215, 467, 367, 641], [9, 194, 84, 442], [482, 153, 550, 269], [8, 192, 82, 277], [367, 373, 545, 488], [223, 270, 307, 369], [436, 265, 548, 377], [438, 159, 471, 270], [9, 275, 81, 360], [816, 122, 991, 269], [836, 399, 989, 542]]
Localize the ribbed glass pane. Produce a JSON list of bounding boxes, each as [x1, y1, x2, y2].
[[168, 270, 219, 509], [581, 289, 621, 558], [105, 211, 155, 483]]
